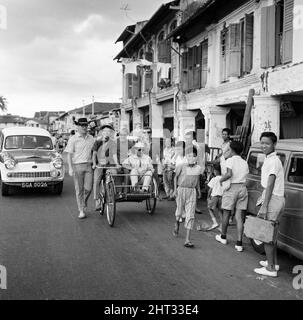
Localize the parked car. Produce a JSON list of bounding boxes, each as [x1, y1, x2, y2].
[[0, 127, 65, 196], [246, 139, 303, 261]]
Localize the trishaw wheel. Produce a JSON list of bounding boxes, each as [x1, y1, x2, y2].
[[146, 177, 157, 215], [105, 180, 116, 227]]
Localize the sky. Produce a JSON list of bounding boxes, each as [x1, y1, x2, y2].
[[0, 0, 166, 117]]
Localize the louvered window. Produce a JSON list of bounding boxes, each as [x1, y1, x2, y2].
[[261, 0, 294, 68]]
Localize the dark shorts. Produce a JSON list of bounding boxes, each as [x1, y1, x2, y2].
[[208, 196, 222, 210]]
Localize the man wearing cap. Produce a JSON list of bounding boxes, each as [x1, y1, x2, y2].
[[65, 118, 95, 219], [92, 124, 119, 210], [122, 142, 154, 192]]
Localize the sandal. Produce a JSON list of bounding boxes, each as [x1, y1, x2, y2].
[[184, 242, 194, 248]]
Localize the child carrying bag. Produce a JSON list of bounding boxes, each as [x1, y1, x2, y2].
[[244, 215, 279, 244]]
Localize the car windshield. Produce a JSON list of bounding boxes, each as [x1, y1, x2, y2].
[[4, 135, 53, 150]]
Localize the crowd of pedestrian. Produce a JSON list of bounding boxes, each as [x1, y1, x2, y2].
[[63, 117, 285, 278]]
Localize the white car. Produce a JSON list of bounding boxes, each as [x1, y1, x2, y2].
[[0, 127, 65, 196]]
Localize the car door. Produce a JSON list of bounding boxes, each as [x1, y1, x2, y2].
[[279, 153, 303, 256]]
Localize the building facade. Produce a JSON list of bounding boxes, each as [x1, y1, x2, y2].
[[116, 0, 303, 146], [115, 1, 181, 138]]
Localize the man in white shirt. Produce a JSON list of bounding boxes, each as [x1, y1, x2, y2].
[[215, 141, 249, 252], [65, 118, 95, 219], [122, 142, 154, 192], [254, 132, 285, 278]]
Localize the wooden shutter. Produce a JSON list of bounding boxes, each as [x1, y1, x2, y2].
[[181, 51, 189, 92], [127, 74, 132, 99], [188, 47, 194, 90], [228, 23, 241, 77], [261, 5, 276, 68], [132, 68, 139, 98], [243, 13, 254, 73], [158, 40, 171, 63], [201, 40, 208, 88], [193, 45, 202, 89], [145, 70, 153, 91], [220, 28, 229, 82], [282, 0, 294, 64]]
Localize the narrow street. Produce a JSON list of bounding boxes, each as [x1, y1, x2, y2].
[[0, 173, 302, 300]]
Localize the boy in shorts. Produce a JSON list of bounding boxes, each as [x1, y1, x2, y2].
[[206, 163, 223, 231], [173, 147, 202, 248], [215, 141, 249, 252]]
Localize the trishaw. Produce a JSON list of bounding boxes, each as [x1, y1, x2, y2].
[[96, 166, 158, 227]]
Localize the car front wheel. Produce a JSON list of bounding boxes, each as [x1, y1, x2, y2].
[[1, 182, 10, 196], [52, 182, 63, 195]]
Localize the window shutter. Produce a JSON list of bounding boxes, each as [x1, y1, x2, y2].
[[166, 40, 171, 63], [181, 51, 189, 92], [145, 70, 153, 92], [261, 5, 276, 68], [127, 74, 133, 99], [188, 47, 194, 90], [201, 40, 208, 88], [193, 45, 202, 89], [243, 13, 254, 73], [158, 40, 171, 63], [282, 0, 294, 64], [228, 23, 241, 77], [132, 72, 139, 98]]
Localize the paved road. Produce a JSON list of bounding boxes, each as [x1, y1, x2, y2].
[[0, 174, 303, 300]]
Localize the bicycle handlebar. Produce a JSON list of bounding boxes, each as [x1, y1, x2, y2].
[[95, 165, 121, 169]]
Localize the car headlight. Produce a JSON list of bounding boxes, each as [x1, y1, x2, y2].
[[4, 159, 16, 169], [53, 158, 63, 169]]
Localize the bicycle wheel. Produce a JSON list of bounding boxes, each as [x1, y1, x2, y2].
[[105, 180, 116, 227], [146, 177, 157, 215]]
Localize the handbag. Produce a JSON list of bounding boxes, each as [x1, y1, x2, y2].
[[244, 215, 279, 244]]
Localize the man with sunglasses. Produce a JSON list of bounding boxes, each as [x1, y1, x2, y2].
[[122, 142, 154, 192], [65, 118, 95, 219]]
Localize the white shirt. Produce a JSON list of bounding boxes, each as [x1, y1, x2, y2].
[[65, 133, 95, 164], [122, 154, 153, 172], [208, 176, 224, 197], [225, 155, 249, 184], [261, 152, 284, 197]]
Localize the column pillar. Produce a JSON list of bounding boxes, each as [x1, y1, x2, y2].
[[201, 106, 230, 148], [150, 95, 164, 138], [251, 95, 280, 144], [119, 106, 129, 132], [177, 110, 198, 141]]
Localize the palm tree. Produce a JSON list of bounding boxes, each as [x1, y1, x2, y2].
[[0, 96, 7, 111]]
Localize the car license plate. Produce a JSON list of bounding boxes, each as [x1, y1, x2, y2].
[[21, 182, 48, 188]]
